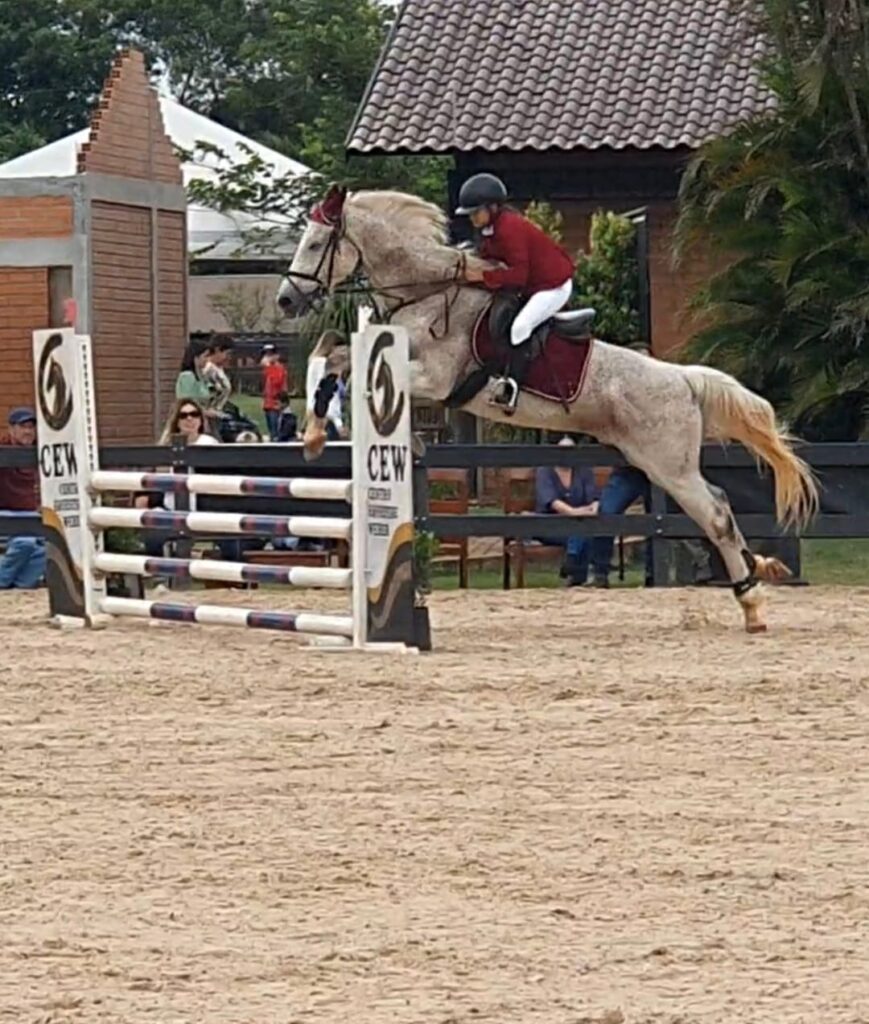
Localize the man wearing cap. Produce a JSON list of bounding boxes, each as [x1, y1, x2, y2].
[[0, 408, 45, 589]]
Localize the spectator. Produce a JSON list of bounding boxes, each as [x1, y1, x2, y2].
[[134, 400, 218, 559], [0, 407, 45, 589], [158, 399, 219, 446], [325, 373, 348, 441], [201, 335, 234, 412], [274, 392, 299, 442], [305, 331, 348, 441], [535, 435, 599, 587], [175, 338, 214, 413], [590, 467, 652, 588], [261, 344, 288, 439]]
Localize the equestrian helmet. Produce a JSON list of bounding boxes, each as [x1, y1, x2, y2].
[[455, 173, 508, 214]]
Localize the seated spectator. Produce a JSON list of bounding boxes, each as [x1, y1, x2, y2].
[[158, 399, 219, 446], [135, 400, 219, 559], [590, 466, 652, 588], [535, 435, 599, 587], [0, 407, 45, 589]]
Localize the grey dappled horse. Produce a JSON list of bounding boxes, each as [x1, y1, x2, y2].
[[277, 185, 819, 633]]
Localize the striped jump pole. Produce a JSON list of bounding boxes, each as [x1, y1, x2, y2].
[[33, 320, 422, 651], [87, 507, 352, 540], [90, 471, 352, 503], [100, 596, 354, 638], [94, 552, 352, 589]]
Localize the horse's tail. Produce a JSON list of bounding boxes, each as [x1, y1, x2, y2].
[[682, 365, 819, 530]]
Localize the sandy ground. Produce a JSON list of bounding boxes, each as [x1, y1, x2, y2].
[[1, 583, 868, 1024]]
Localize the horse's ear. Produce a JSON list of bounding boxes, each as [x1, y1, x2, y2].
[[320, 183, 348, 222]]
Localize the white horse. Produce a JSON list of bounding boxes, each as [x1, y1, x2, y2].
[[277, 185, 819, 633]]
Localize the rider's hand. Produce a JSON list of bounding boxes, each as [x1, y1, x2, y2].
[[464, 264, 485, 284]]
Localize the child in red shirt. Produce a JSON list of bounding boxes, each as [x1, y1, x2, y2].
[[261, 344, 288, 439]]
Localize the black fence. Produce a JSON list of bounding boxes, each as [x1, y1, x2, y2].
[[3, 442, 868, 586]]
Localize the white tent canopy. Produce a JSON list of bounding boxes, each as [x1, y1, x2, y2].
[[0, 95, 310, 259]]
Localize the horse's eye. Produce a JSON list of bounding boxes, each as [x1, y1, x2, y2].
[[308, 241, 323, 252]]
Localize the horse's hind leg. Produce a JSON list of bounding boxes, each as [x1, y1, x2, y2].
[[620, 429, 781, 633], [662, 475, 773, 632]]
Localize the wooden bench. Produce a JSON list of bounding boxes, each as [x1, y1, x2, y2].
[[428, 469, 471, 588], [500, 468, 566, 589], [499, 467, 646, 588]]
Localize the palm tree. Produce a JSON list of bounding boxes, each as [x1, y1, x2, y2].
[[677, 0, 869, 439]]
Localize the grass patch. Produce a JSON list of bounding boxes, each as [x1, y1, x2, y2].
[[802, 539, 869, 586], [430, 539, 869, 591]]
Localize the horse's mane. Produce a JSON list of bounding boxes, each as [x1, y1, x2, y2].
[[348, 190, 449, 247]]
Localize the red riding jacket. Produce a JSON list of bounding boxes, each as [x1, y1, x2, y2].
[[480, 208, 574, 294], [0, 435, 38, 511]]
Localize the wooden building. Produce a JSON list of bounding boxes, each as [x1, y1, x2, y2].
[[347, 0, 773, 357], [0, 49, 187, 442]]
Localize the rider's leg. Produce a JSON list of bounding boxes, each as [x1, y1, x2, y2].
[[510, 278, 574, 346], [497, 278, 573, 413]]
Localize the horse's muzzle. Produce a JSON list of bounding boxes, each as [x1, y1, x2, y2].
[[277, 278, 320, 318]]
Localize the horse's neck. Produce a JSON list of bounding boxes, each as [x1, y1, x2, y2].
[[347, 210, 460, 299]]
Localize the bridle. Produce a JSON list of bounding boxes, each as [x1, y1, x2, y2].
[[281, 204, 363, 316], [283, 200, 469, 337]]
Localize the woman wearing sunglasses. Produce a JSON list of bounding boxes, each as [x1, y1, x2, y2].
[[158, 400, 219, 446]]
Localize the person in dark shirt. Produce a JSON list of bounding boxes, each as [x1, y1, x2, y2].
[[274, 392, 299, 442], [0, 407, 45, 589], [535, 436, 599, 586]]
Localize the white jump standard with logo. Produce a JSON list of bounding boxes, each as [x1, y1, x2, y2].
[[33, 321, 420, 651]]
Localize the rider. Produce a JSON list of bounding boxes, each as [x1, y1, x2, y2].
[[457, 173, 575, 414]]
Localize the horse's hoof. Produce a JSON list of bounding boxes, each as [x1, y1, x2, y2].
[[746, 622, 769, 635]]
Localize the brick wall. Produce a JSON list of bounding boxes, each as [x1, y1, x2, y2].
[[0, 196, 73, 239], [90, 202, 155, 442], [156, 210, 187, 423], [0, 269, 49, 414], [77, 50, 182, 186], [645, 201, 721, 358], [0, 48, 187, 444], [558, 199, 716, 357]]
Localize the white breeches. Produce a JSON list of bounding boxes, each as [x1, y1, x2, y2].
[[510, 278, 573, 346]]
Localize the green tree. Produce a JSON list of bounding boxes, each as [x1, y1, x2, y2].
[[677, 0, 869, 440], [574, 211, 641, 344], [526, 201, 640, 344], [0, 0, 126, 158], [0, 0, 448, 201]]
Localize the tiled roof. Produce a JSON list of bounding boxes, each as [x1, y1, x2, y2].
[[347, 0, 776, 153]]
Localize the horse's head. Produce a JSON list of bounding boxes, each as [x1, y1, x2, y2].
[[276, 184, 361, 317]]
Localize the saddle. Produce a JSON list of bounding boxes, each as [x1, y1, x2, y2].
[[445, 292, 596, 409], [488, 291, 596, 360]]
